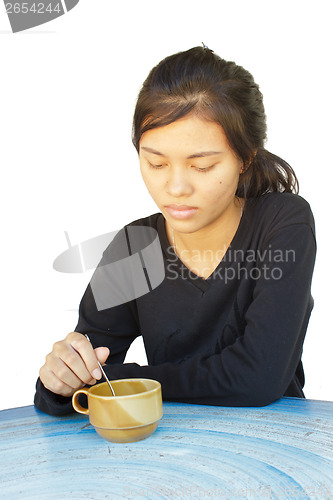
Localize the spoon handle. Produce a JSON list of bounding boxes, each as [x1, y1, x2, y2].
[[85, 334, 115, 397]]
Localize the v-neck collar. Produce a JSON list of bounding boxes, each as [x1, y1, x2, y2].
[[157, 201, 249, 292]]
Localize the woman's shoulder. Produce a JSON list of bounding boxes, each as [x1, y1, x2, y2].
[[99, 213, 163, 264], [249, 191, 311, 211], [247, 192, 315, 231]]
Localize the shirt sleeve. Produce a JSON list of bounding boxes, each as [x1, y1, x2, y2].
[[99, 198, 317, 407]]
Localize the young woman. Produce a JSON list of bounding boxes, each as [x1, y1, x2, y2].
[[35, 46, 316, 415]]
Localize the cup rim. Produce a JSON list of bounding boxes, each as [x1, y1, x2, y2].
[[86, 378, 161, 400]]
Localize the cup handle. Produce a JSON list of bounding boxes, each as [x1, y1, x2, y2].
[[72, 388, 89, 415]]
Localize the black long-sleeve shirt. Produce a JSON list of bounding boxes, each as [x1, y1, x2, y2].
[[34, 192, 316, 415]]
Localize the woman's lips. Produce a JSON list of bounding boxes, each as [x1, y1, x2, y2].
[[165, 205, 198, 219]]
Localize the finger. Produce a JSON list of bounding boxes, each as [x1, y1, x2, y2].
[[95, 347, 110, 366], [52, 341, 98, 385], [46, 352, 95, 388], [66, 332, 102, 380], [39, 364, 82, 398]]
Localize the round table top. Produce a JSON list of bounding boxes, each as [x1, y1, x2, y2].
[[0, 398, 332, 499]]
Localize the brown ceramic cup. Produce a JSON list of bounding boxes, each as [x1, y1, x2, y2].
[[72, 378, 163, 443]]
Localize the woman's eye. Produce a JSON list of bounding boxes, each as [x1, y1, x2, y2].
[[146, 161, 216, 172], [148, 161, 164, 169], [194, 164, 216, 173]]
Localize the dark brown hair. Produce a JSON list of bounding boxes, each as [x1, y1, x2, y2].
[[132, 46, 298, 198]]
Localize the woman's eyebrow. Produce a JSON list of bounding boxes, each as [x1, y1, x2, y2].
[[187, 151, 223, 159], [140, 146, 223, 158]]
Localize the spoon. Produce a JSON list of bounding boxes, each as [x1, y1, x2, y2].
[[85, 334, 115, 397]]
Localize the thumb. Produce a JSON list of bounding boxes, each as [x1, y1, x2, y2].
[[94, 346, 110, 365]]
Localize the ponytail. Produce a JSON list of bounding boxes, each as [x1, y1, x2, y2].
[[237, 148, 299, 198]]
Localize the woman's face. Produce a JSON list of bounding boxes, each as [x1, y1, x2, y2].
[[139, 114, 242, 236]]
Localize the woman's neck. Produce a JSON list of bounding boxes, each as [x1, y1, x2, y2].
[[166, 196, 244, 278]]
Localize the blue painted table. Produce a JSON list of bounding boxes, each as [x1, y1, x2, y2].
[[0, 398, 332, 499]]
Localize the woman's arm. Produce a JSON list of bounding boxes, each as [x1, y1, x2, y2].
[[34, 285, 140, 415]]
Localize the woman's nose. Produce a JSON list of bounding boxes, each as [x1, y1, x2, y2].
[[166, 168, 193, 198]]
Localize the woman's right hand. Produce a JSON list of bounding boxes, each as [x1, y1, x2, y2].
[[39, 332, 110, 397]]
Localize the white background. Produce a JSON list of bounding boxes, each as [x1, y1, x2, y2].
[[0, 0, 332, 410]]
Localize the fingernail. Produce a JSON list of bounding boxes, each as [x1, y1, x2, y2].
[[92, 368, 101, 380]]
